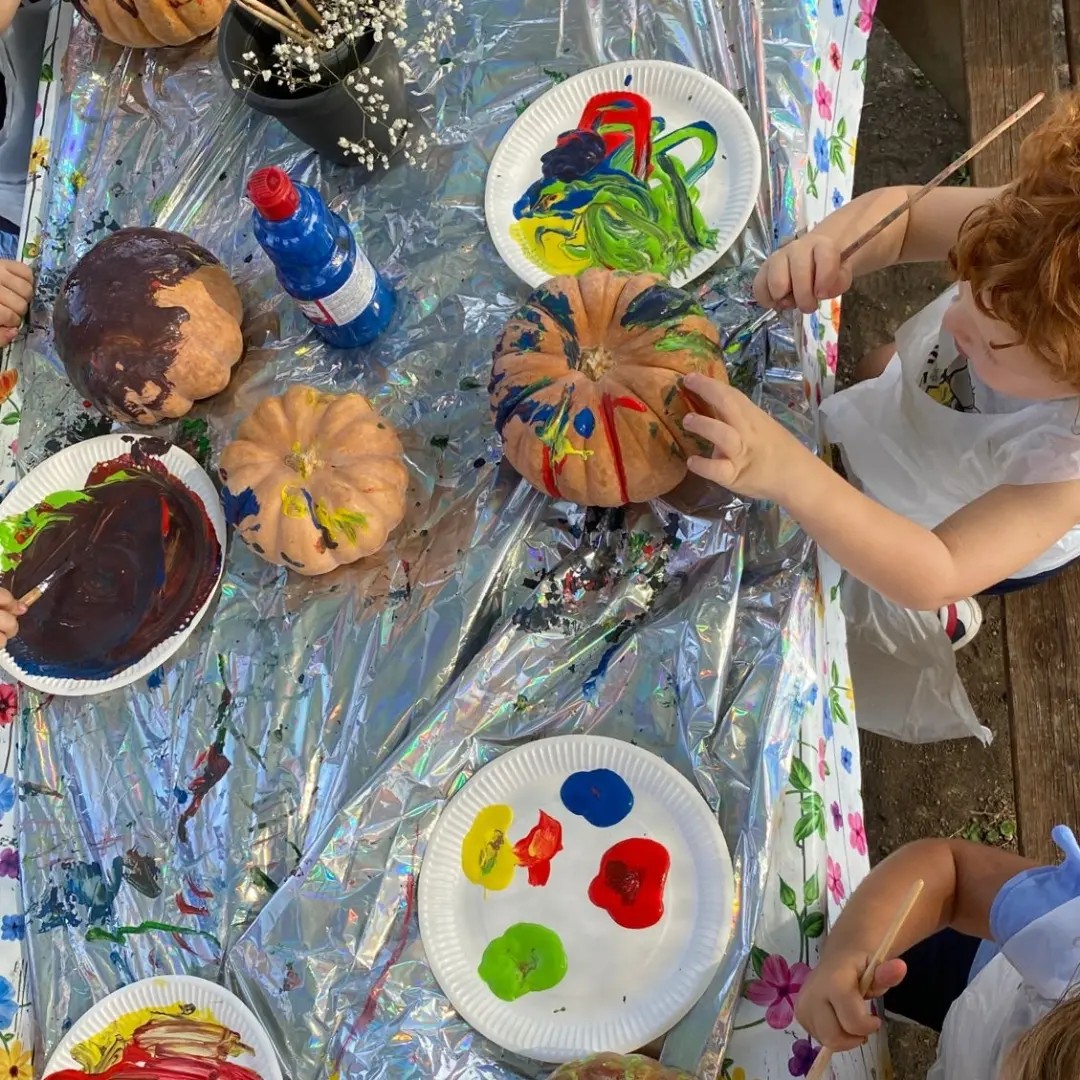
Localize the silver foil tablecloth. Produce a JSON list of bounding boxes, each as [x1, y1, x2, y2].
[[9, 0, 842, 1075]]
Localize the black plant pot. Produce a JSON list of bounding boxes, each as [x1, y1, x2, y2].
[[218, 5, 409, 168]]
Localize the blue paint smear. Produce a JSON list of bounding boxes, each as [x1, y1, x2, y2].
[[493, 377, 555, 434], [510, 328, 541, 351], [573, 407, 596, 438], [560, 768, 634, 827], [623, 73, 633, 86], [621, 283, 701, 329], [532, 286, 577, 336], [582, 640, 619, 703], [173, 785, 189, 806], [221, 485, 259, 527], [147, 667, 164, 689]]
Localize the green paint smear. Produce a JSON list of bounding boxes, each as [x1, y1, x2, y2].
[[478, 922, 568, 1002], [86, 920, 221, 948], [654, 329, 722, 359], [513, 120, 719, 278], [0, 489, 89, 572]]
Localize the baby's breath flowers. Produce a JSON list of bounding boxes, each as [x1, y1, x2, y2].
[[234, 0, 462, 170]]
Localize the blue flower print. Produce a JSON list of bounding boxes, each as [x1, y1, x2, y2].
[[840, 747, 853, 773], [0, 975, 18, 1028], [823, 695, 834, 740], [813, 130, 829, 172], [0, 914, 23, 941], [809, 312, 820, 339], [832, 0, 844, 13], [0, 775, 14, 816], [832, 188, 844, 209]]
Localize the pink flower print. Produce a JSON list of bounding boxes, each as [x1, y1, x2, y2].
[[825, 341, 839, 374], [745, 954, 812, 1028], [828, 43, 842, 70], [0, 684, 15, 727], [858, 0, 877, 31], [817, 737, 828, 780], [848, 811, 867, 855], [827, 855, 845, 903], [0, 847, 18, 879], [814, 81, 833, 121]]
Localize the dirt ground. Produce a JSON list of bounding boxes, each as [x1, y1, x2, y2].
[[839, 26, 1018, 1077]]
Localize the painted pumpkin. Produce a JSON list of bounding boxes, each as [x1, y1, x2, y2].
[[547, 1055, 694, 1080], [489, 268, 726, 506], [219, 385, 409, 576], [54, 228, 244, 426], [74, 0, 229, 48]]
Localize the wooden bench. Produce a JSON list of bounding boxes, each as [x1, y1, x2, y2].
[[877, 0, 1077, 866]]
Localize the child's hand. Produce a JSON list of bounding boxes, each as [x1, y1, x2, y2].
[[0, 589, 25, 648], [752, 233, 852, 313], [683, 373, 809, 501], [0, 261, 33, 347], [795, 952, 907, 1051]]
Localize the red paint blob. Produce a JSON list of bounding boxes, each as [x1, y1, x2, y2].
[[513, 810, 564, 886], [588, 837, 670, 929]]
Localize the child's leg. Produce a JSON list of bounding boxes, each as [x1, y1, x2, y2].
[[882, 927, 982, 1031], [853, 341, 896, 383]]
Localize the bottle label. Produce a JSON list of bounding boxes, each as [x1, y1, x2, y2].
[[297, 251, 377, 327]]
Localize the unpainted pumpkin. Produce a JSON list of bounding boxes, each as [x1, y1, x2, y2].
[[490, 268, 727, 506], [74, 0, 229, 48], [54, 227, 244, 426], [219, 385, 409, 576]]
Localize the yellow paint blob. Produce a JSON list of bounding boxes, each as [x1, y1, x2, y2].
[[461, 804, 517, 890]]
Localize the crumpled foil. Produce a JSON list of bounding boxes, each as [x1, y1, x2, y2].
[[14, 0, 821, 1076]]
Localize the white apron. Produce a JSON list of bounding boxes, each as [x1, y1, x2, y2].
[[821, 287, 1080, 743], [926, 893, 1080, 1080]]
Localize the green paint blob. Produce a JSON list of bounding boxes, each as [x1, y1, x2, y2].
[[478, 922, 568, 1001], [0, 489, 90, 572]]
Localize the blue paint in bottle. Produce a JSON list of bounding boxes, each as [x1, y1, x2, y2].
[[247, 166, 395, 349]]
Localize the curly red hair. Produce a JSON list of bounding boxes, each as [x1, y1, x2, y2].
[[950, 93, 1080, 387]]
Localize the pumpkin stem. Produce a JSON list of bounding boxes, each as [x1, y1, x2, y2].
[[284, 443, 319, 478], [579, 345, 616, 381]]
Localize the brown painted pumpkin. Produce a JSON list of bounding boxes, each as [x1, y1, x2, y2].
[[219, 385, 409, 576], [74, 0, 228, 48], [490, 268, 727, 506], [54, 227, 244, 426]]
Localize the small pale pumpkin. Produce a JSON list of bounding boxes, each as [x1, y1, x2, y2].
[[54, 227, 244, 426], [219, 385, 409, 576], [74, 0, 229, 48], [490, 268, 727, 506]]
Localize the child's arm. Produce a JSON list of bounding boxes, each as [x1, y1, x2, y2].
[[755, 184, 1004, 313], [683, 376, 1080, 609], [0, 0, 19, 33], [796, 838, 1036, 1052]]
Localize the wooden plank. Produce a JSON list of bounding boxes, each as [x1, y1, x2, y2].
[[1064, 0, 1080, 87], [877, 0, 966, 118], [1004, 565, 1080, 865], [957, 0, 1056, 186]]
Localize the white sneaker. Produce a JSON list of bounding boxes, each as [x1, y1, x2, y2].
[[938, 597, 983, 650]]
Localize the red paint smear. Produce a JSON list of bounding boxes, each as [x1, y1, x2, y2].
[[599, 393, 647, 505], [513, 810, 564, 886], [175, 890, 209, 917], [579, 91, 653, 179], [48, 1049, 261, 1080], [186, 877, 214, 899], [161, 494, 171, 537], [588, 837, 670, 930], [171, 931, 199, 956], [177, 742, 231, 844], [335, 842, 420, 1072], [540, 444, 560, 497]]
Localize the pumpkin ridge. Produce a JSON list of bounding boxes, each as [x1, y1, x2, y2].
[[533, 384, 593, 497], [493, 375, 559, 435], [598, 371, 688, 453]]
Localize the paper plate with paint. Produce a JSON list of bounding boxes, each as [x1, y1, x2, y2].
[[418, 734, 735, 1062], [42, 974, 282, 1079], [0, 434, 225, 696], [486, 60, 762, 288]]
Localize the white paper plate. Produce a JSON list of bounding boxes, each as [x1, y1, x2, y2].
[[419, 734, 735, 1062], [43, 974, 283, 1079], [486, 60, 762, 288], [0, 434, 225, 696]]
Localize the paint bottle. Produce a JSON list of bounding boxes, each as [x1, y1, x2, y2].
[[246, 166, 395, 349]]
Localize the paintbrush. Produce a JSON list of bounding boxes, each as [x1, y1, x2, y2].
[[17, 559, 75, 610], [805, 879, 925, 1080], [722, 91, 1047, 358]]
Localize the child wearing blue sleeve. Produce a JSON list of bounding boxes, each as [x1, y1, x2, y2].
[[797, 828, 1080, 1078]]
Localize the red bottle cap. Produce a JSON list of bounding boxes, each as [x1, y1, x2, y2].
[[247, 167, 300, 221]]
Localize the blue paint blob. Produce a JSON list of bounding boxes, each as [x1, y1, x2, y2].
[[221, 484, 260, 526], [511, 328, 541, 351], [560, 768, 634, 827], [573, 407, 596, 438], [623, 73, 633, 86], [147, 667, 164, 689]]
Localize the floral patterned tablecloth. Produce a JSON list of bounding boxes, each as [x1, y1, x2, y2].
[[0, 3, 879, 1078]]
